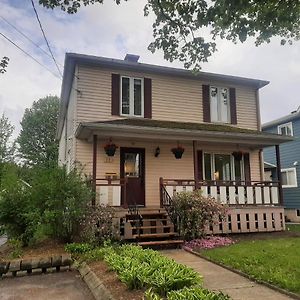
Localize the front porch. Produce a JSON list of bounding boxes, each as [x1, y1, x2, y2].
[[75, 118, 291, 238]]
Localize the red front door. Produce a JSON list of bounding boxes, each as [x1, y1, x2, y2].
[[120, 147, 145, 207]]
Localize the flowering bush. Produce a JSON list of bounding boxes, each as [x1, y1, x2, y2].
[[184, 236, 235, 251], [80, 204, 119, 246], [168, 190, 227, 240]]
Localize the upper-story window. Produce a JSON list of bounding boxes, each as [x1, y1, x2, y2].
[[210, 86, 230, 123], [121, 76, 144, 117], [281, 167, 297, 188], [278, 122, 293, 136]]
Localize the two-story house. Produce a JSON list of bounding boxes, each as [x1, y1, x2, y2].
[[263, 107, 300, 222], [57, 53, 291, 244]]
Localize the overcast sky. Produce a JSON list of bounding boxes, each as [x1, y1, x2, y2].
[[1, 0, 300, 137]]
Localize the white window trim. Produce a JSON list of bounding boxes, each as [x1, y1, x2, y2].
[[210, 86, 231, 124], [281, 167, 298, 188], [278, 122, 293, 136], [120, 76, 144, 117], [203, 152, 244, 181]]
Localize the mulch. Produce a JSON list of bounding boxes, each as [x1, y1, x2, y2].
[[89, 260, 144, 300]]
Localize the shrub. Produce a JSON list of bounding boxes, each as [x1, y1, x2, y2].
[[65, 243, 93, 254], [80, 204, 119, 246], [30, 166, 93, 242], [0, 164, 40, 245], [168, 190, 227, 240]]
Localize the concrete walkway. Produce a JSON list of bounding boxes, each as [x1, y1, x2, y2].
[[162, 249, 292, 300]]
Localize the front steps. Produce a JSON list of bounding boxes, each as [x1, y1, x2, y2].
[[124, 209, 184, 249]]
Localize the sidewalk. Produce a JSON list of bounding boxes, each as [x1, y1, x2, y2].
[[162, 249, 292, 300]]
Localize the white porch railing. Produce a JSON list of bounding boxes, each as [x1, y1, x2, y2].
[[160, 178, 281, 206], [95, 178, 127, 207]]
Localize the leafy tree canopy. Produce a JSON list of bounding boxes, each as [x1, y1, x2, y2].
[[17, 95, 60, 167], [39, 0, 300, 69], [0, 113, 15, 164], [0, 57, 9, 74]]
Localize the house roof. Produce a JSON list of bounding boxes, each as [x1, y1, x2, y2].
[[262, 106, 300, 129], [57, 52, 270, 140], [75, 118, 292, 148]]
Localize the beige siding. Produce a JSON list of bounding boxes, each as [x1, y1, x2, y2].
[[77, 139, 194, 207], [58, 121, 66, 166], [76, 65, 259, 130], [76, 138, 262, 207]]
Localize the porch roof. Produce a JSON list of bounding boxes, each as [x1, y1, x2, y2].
[[76, 119, 293, 148]]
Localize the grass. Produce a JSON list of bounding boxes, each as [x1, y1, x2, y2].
[[200, 238, 300, 295], [286, 224, 300, 232]]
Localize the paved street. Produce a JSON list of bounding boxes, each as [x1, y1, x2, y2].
[[0, 270, 94, 300]]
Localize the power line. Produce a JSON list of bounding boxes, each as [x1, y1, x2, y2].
[[30, 0, 63, 78], [0, 32, 61, 79], [0, 15, 57, 63]]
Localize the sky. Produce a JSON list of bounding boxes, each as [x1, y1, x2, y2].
[[1, 0, 300, 137]]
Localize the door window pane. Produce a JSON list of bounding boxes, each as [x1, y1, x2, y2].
[[214, 154, 231, 180], [234, 158, 242, 181], [204, 153, 212, 180], [121, 77, 130, 115], [124, 153, 140, 177], [134, 79, 142, 116]]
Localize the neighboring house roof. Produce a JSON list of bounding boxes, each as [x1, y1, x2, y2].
[[75, 118, 292, 147], [264, 161, 277, 169], [262, 106, 300, 129], [57, 52, 270, 140]]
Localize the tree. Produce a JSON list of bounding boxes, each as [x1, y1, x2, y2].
[[18, 95, 60, 167], [0, 57, 9, 74], [38, 0, 300, 69], [0, 113, 15, 163]]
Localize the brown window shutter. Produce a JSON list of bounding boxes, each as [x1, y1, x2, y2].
[[197, 150, 203, 180], [202, 85, 210, 122], [144, 78, 152, 118], [111, 74, 120, 116], [229, 88, 237, 124], [244, 153, 251, 183]]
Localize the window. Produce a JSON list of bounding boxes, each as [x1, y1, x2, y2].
[[121, 76, 144, 117], [278, 122, 293, 136], [203, 153, 244, 181], [210, 86, 230, 123], [281, 168, 297, 188]]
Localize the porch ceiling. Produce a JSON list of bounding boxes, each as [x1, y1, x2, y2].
[[75, 119, 293, 148]]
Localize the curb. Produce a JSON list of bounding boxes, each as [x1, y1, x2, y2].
[[183, 247, 300, 300], [78, 262, 115, 300]]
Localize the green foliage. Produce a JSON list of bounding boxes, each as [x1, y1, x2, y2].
[[17, 95, 59, 167], [80, 204, 118, 246], [65, 242, 93, 254], [104, 244, 201, 296], [0, 113, 15, 164], [0, 165, 93, 245], [0, 56, 9, 74], [0, 164, 39, 245], [145, 286, 230, 300], [39, 0, 300, 70], [167, 287, 230, 300], [201, 238, 300, 294], [168, 190, 227, 240], [30, 166, 93, 242], [8, 239, 23, 259]]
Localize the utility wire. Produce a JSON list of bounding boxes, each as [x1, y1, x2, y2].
[[0, 32, 61, 79], [30, 0, 63, 78], [0, 15, 58, 64]]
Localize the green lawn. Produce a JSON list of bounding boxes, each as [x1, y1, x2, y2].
[[200, 238, 300, 295], [286, 224, 300, 232]]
